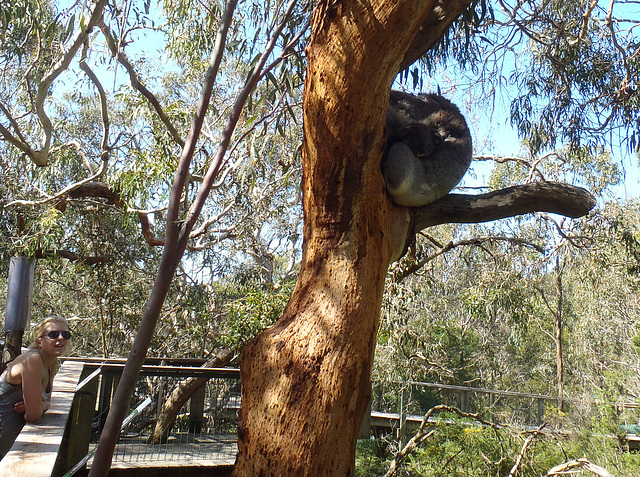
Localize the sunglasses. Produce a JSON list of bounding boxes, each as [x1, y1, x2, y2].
[[42, 330, 72, 340]]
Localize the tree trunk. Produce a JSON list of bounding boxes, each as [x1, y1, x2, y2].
[[234, 0, 434, 474], [234, 0, 596, 474], [148, 348, 233, 444], [555, 256, 564, 411]]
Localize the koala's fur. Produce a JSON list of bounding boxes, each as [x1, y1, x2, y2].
[[381, 90, 473, 207]]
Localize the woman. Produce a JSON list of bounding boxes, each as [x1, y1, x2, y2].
[[0, 316, 71, 458]]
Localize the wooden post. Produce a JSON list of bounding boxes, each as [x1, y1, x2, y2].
[[537, 398, 544, 424], [97, 372, 117, 433], [3, 257, 34, 364], [460, 390, 468, 413]]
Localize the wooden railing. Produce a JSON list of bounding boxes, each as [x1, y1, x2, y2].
[[0, 359, 241, 476]]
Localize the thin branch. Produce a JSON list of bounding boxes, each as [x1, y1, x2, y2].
[[606, 0, 633, 93], [0, 122, 34, 157], [99, 22, 185, 148], [508, 423, 545, 477], [88, 0, 240, 472], [0, 102, 30, 146], [78, 43, 110, 168], [178, 0, 304, 251], [568, 0, 599, 45], [397, 235, 545, 281]]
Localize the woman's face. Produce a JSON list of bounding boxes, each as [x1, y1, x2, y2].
[[39, 322, 70, 357]]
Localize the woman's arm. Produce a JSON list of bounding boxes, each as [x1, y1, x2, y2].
[[19, 353, 46, 422]]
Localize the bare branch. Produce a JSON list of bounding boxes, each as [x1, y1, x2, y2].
[[0, 122, 34, 157], [384, 404, 500, 477], [509, 423, 545, 477], [413, 182, 596, 232], [178, 0, 303, 250], [606, 0, 633, 94], [569, 0, 599, 45], [79, 43, 110, 169], [32, 0, 108, 166], [397, 235, 545, 280], [88, 0, 240, 470], [0, 102, 30, 146], [99, 22, 185, 148]]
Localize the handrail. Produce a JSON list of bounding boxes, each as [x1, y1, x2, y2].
[[393, 379, 561, 401], [62, 357, 241, 378], [0, 361, 86, 477]]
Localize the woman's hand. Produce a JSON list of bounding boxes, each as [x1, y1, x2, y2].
[[13, 399, 50, 414], [13, 400, 25, 414]]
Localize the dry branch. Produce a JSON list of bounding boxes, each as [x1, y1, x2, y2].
[[547, 458, 615, 477], [509, 423, 545, 477]]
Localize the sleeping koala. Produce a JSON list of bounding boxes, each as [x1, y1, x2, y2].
[[381, 91, 473, 207]]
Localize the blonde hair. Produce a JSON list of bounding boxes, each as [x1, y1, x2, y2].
[[30, 316, 70, 349]]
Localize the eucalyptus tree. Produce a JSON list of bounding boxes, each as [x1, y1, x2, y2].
[[0, 0, 637, 475]]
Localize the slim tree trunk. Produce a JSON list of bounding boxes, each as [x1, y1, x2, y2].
[[555, 256, 564, 411], [148, 348, 233, 444]]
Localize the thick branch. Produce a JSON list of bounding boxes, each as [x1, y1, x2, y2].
[[413, 182, 596, 232], [399, 0, 474, 71]]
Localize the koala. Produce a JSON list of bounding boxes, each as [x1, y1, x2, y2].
[[381, 90, 473, 207]]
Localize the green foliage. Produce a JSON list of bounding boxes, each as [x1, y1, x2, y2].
[[357, 413, 640, 476], [217, 281, 294, 351]]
